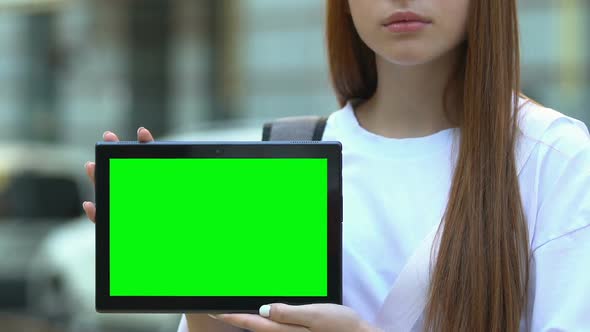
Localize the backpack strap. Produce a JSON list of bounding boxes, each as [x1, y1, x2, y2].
[[262, 116, 328, 141]]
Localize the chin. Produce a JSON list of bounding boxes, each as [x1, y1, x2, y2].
[[388, 56, 432, 66], [379, 42, 448, 66], [381, 47, 441, 66]]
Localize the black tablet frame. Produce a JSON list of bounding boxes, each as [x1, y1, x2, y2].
[[95, 141, 342, 313]]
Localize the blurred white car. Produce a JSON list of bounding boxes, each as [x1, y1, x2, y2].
[[28, 125, 261, 332], [0, 143, 91, 313]]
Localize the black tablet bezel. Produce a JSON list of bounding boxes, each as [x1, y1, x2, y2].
[[95, 141, 342, 313]]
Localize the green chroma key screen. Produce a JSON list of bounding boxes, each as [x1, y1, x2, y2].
[[109, 158, 328, 297]]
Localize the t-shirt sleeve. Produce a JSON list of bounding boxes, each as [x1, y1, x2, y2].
[[528, 141, 590, 331], [529, 226, 590, 330]]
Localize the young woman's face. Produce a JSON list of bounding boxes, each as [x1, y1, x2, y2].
[[348, 0, 470, 66]]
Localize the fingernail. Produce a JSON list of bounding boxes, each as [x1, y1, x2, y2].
[[137, 127, 145, 135], [259, 304, 271, 318], [103, 131, 110, 139], [207, 314, 219, 320], [82, 201, 89, 209], [84, 161, 90, 168]]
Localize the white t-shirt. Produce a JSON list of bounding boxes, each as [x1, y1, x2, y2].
[[178, 99, 590, 332]]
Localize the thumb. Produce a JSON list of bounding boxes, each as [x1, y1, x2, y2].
[[261, 303, 318, 327]]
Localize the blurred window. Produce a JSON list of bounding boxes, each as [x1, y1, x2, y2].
[[0, 172, 81, 220]]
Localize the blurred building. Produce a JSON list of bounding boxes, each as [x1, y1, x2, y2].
[[0, 0, 335, 148], [0, 0, 588, 148], [520, 0, 589, 122]]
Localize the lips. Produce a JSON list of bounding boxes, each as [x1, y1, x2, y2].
[[382, 11, 432, 33]]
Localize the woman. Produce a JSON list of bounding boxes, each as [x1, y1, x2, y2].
[[84, 0, 590, 331]]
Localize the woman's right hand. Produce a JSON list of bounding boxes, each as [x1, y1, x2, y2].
[[82, 127, 155, 223]]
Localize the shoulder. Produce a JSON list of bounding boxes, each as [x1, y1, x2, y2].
[[516, 98, 590, 250], [516, 97, 590, 178], [517, 97, 589, 163], [322, 102, 353, 139]]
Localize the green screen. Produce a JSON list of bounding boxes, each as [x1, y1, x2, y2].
[[109, 158, 327, 296]]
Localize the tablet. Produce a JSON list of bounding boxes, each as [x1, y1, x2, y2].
[[95, 141, 342, 313]]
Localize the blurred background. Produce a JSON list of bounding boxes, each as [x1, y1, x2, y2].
[[0, 0, 588, 331]]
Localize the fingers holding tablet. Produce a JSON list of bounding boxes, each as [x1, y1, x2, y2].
[[82, 160, 97, 222], [103, 127, 155, 143], [136, 127, 154, 142], [102, 131, 120, 142], [83, 127, 155, 223], [83, 201, 96, 223]]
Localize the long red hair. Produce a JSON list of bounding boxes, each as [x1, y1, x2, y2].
[[326, 1, 529, 331]]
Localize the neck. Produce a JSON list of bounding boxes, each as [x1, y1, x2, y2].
[[355, 47, 462, 138]]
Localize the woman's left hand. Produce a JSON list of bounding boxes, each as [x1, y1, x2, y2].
[[213, 303, 381, 332]]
